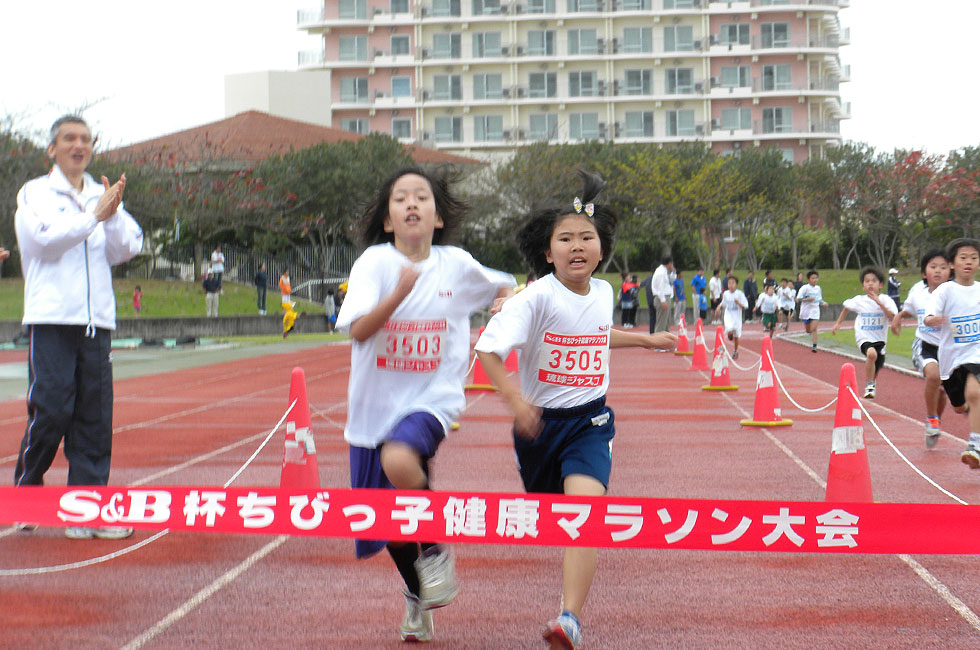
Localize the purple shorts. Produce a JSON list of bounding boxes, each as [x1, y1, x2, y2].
[[349, 412, 445, 558]]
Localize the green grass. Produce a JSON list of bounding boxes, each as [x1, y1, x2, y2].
[[0, 278, 324, 320], [819, 323, 916, 359]]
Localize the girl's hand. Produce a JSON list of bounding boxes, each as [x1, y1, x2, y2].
[[394, 264, 420, 298]]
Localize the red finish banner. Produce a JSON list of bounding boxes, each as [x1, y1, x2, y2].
[[1, 486, 978, 554]]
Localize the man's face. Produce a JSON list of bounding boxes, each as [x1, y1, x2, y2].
[[47, 121, 93, 179]]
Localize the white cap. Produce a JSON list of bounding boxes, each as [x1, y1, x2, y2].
[[888, 268, 898, 275]]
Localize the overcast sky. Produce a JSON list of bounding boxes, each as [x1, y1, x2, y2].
[[1, 0, 977, 156]]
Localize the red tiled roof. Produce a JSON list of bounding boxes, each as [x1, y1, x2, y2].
[[101, 111, 481, 167]]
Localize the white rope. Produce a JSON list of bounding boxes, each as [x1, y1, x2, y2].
[[0, 400, 298, 577], [721, 339, 761, 372], [766, 350, 838, 413], [847, 386, 968, 506]]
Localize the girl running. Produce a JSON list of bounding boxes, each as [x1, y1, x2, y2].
[[475, 172, 676, 649], [335, 166, 515, 642]]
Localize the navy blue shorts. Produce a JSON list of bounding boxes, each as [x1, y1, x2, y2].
[[513, 397, 614, 495], [943, 364, 980, 409], [349, 412, 445, 558]]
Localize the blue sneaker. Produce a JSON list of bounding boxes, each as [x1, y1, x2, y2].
[[543, 611, 582, 649]]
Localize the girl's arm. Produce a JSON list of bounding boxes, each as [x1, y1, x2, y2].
[[348, 265, 418, 342], [831, 307, 850, 334], [610, 329, 677, 351], [476, 350, 542, 439], [490, 286, 515, 314]]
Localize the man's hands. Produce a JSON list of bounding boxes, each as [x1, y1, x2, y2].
[[94, 174, 126, 222]]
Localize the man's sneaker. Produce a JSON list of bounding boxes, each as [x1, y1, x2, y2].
[[811, 343, 818, 353], [543, 611, 582, 650], [961, 444, 980, 469], [399, 591, 433, 642], [863, 383, 876, 399], [925, 418, 941, 448], [65, 526, 134, 540], [13, 523, 38, 532], [414, 546, 458, 610]]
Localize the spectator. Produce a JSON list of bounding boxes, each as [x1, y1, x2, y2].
[[254, 263, 268, 315], [203, 271, 220, 317], [743, 271, 758, 323], [210, 245, 225, 291], [672, 270, 686, 325], [12, 115, 143, 540], [887, 268, 902, 310]]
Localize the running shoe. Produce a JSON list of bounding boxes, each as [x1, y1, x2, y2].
[[732, 350, 739, 360], [13, 523, 37, 532], [863, 383, 876, 399], [811, 343, 817, 353], [961, 444, 980, 470], [415, 546, 458, 610], [65, 526, 134, 540], [925, 418, 940, 449], [544, 611, 582, 650], [399, 591, 433, 642]]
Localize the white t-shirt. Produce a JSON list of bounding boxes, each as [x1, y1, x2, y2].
[[708, 276, 723, 301], [720, 289, 748, 331], [777, 285, 796, 311], [901, 282, 942, 346], [757, 293, 779, 314], [841, 294, 897, 349], [210, 250, 225, 273], [475, 273, 612, 409], [926, 280, 980, 380], [797, 284, 823, 320], [336, 244, 516, 447]]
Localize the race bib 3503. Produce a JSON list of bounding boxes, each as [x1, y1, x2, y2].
[[376, 319, 446, 372]]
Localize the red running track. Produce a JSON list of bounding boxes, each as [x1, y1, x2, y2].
[[1, 330, 979, 648]]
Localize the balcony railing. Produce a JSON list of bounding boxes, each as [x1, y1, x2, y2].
[[298, 49, 324, 67]]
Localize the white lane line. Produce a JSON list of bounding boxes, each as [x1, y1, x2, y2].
[[119, 535, 289, 650]]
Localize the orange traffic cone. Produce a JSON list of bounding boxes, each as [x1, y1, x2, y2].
[[701, 326, 738, 391], [689, 318, 710, 371], [466, 328, 499, 392], [826, 363, 873, 502], [740, 336, 793, 427], [674, 313, 692, 356], [281, 367, 320, 489]]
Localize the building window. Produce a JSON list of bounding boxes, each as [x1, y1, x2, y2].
[[761, 0, 792, 5], [665, 67, 694, 94], [666, 109, 695, 136], [624, 111, 654, 137], [390, 0, 409, 12], [779, 148, 795, 163], [624, 69, 652, 95], [528, 113, 558, 140], [339, 36, 368, 61], [391, 35, 410, 56], [340, 118, 369, 134], [339, 0, 367, 19], [762, 64, 792, 91], [568, 70, 598, 97], [434, 116, 462, 142], [473, 32, 503, 58], [568, 29, 599, 55], [528, 72, 557, 98], [527, 30, 556, 56], [762, 107, 793, 133], [433, 74, 462, 100], [474, 115, 504, 141], [392, 118, 412, 139], [567, 0, 600, 11], [473, 73, 503, 99], [472, 0, 501, 14], [340, 77, 369, 103], [760, 23, 790, 48], [662, 26, 693, 52], [569, 113, 600, 140], [528, 0, 555, 12], [663, 0, 696, 8], [391, 76, 412, 97], [432, 0, 461, 16], [720, 65, 750, 88], [433, 33, 461, 59], [719, 23, 750, 46], [621, 0, 651, 9], [720, 108, 751, 130], [622, 27, 653, 53]]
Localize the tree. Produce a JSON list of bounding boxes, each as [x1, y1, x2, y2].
[[0, 118, 49, 275]]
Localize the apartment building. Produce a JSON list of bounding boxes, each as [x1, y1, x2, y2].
[[296, 0, 850, 162]]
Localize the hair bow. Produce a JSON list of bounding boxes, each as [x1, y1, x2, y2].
[[573, 197, 594, 217]]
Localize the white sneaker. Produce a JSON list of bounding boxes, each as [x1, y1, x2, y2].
[[961, 444, 980, 470], [65, 526, 134, 540], [863, 383, 876, 399], [399, 591, 434, 642], [414, 546, 458, 610], [13, 523, 37, 532], [925, 418, 940, 449]]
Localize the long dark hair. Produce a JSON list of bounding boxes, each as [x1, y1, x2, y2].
[[357, 165, 467, 248], [517, 170, 618, 278]]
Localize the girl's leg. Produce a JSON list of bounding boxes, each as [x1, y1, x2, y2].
[[965, 375, 980, 434], [381, 442, 428, 490], [924, 364, 944, 418], [864, 349, 877, 384], [559, 474, 606, 618], [733, 336, 740, 356]]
